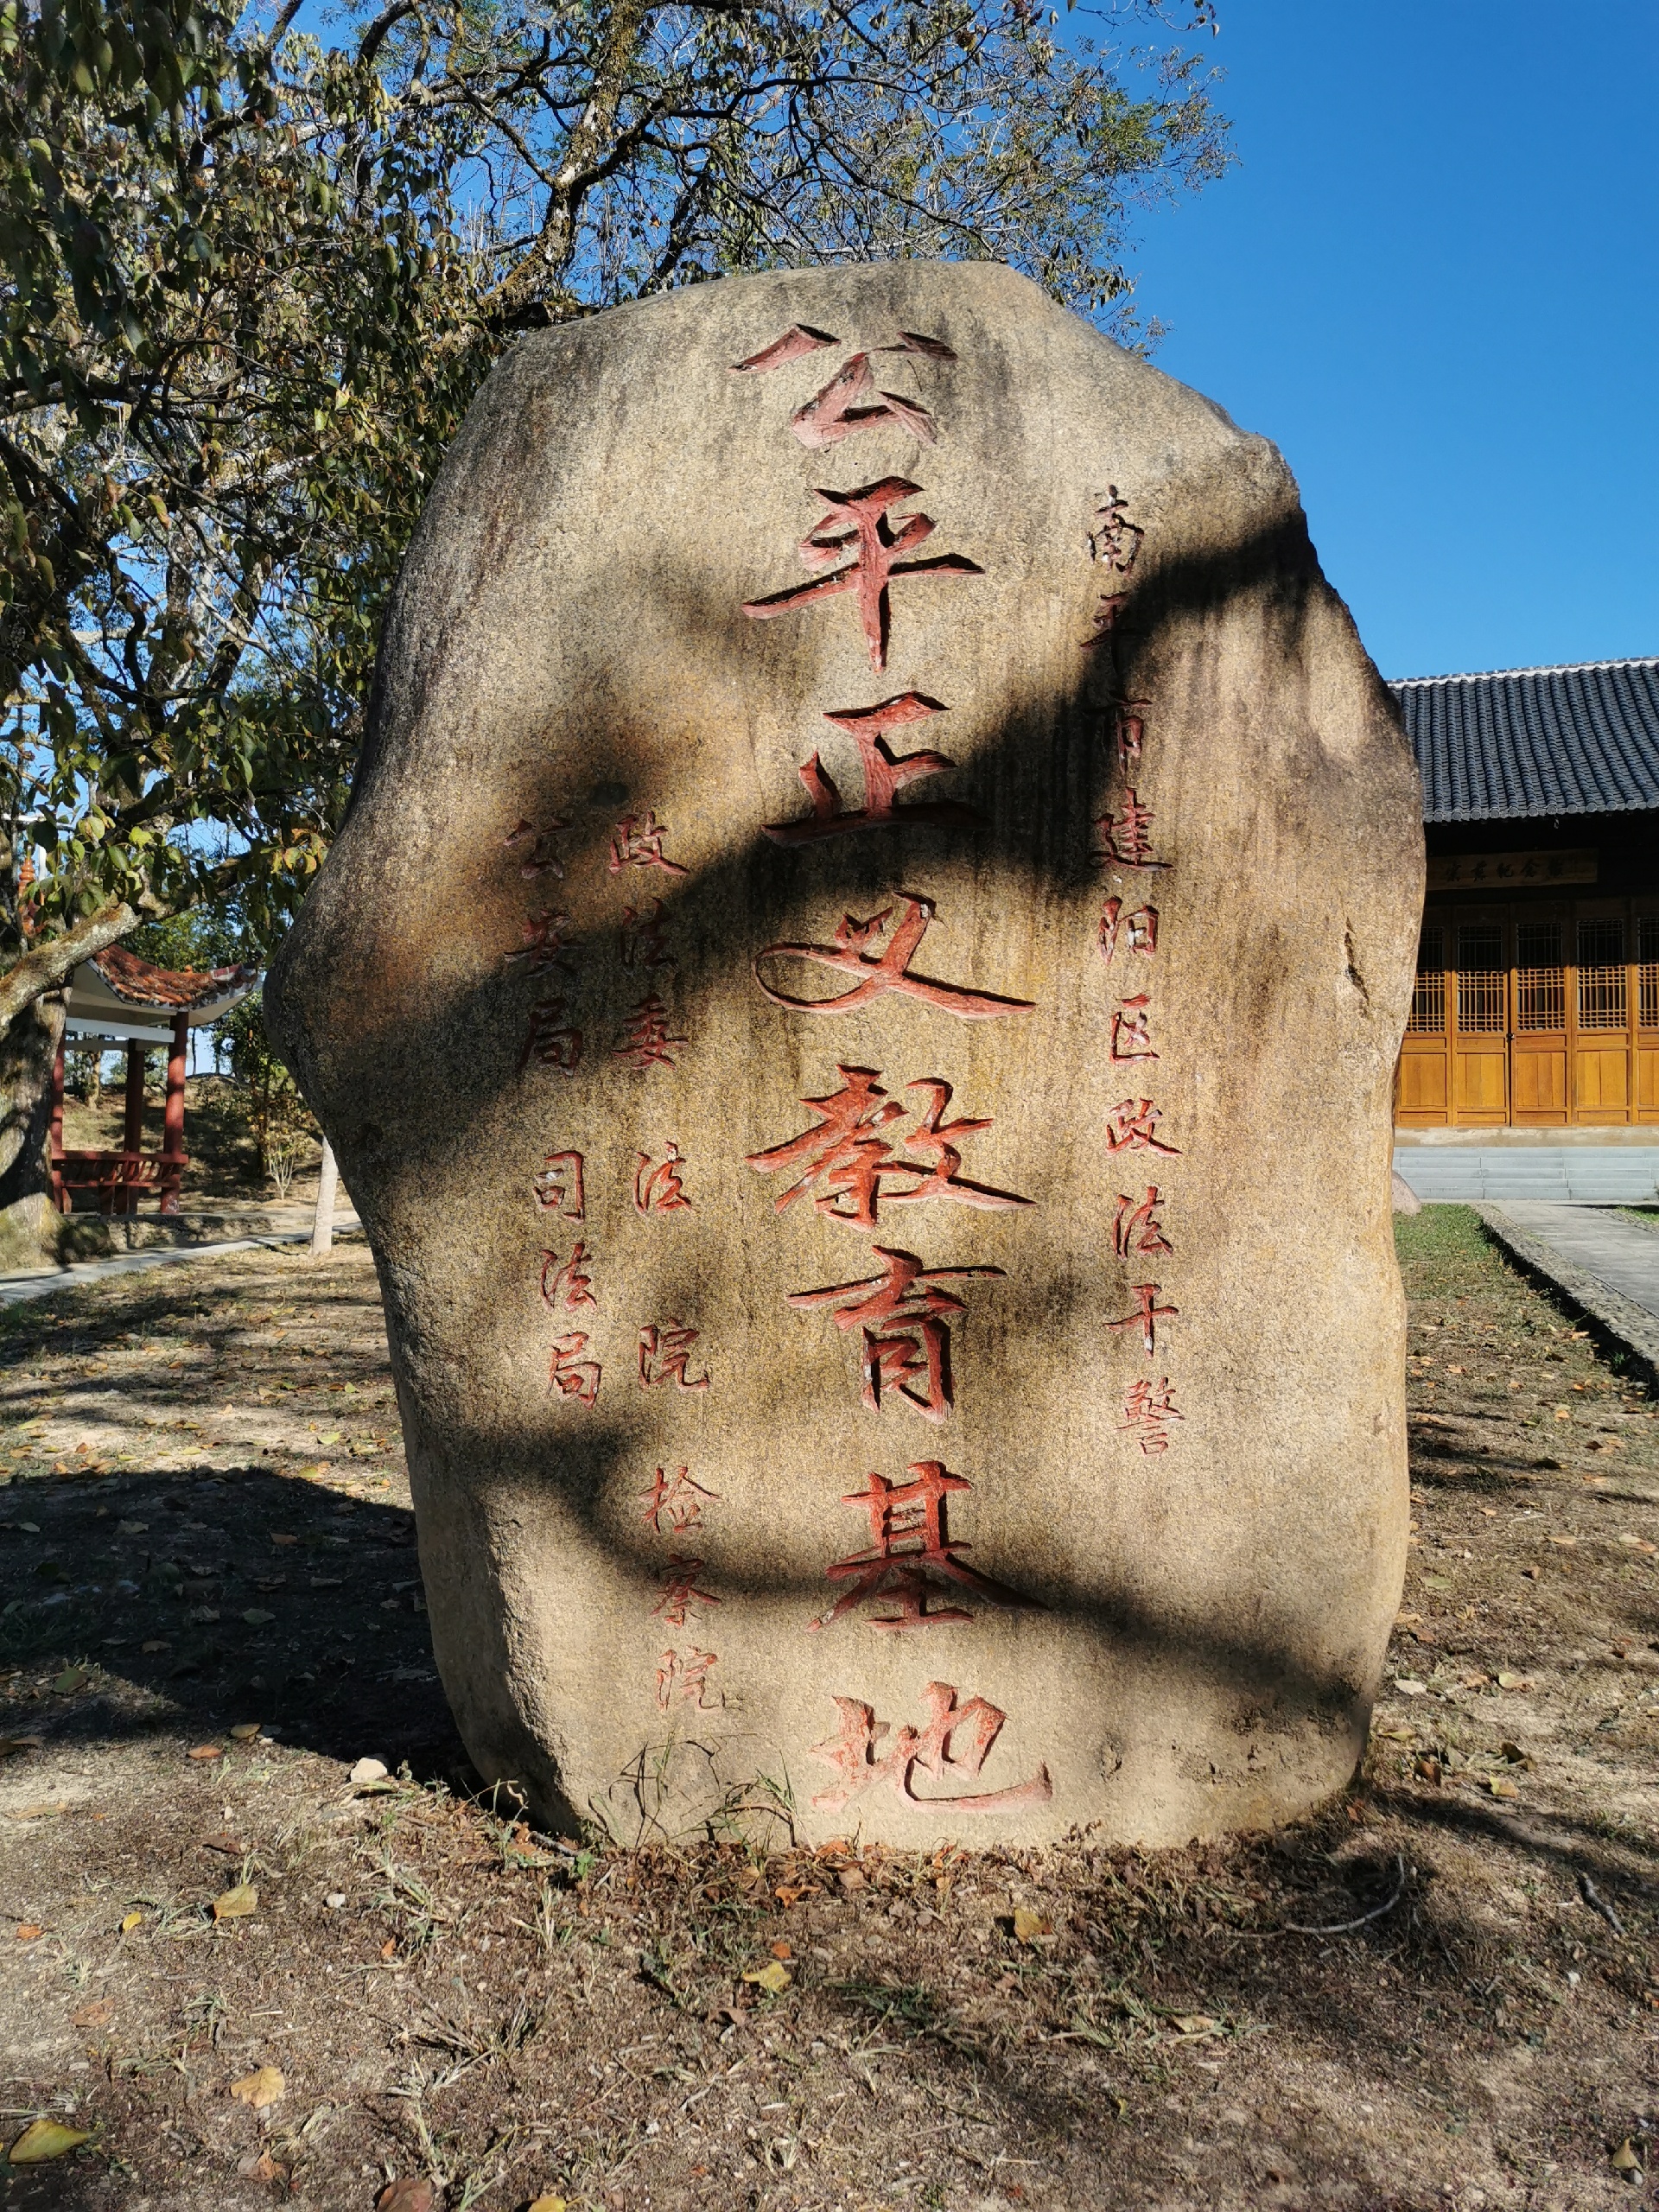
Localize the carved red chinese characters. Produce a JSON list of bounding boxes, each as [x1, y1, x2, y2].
[[641, 1464, 719, 1535], [533, 1151, 585, 1218], [743, 477, 982, 671], [810, 1681, 1052, 1813], [1121, 1377, 1182, 1454], [748, 1067, 1028, 1228], [764, 693, 980, 845], [754, 895, 1035, 1021], [788, 1246, 1003, 1422], [809, 1459, 1037, 1632], [634, 1143, 692, 1215], [638, 1319, 710, 1392], [550, 1332, 601, 1408]]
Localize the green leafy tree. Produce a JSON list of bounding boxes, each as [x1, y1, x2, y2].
[[0, 0, 486, 1255], [0, 0, 1227, 1261]]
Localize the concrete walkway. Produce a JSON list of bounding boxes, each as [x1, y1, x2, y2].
[[1477, 1201, 1659, 1382], [0, 1224, 361, 1308], [1486, 1203, 1659, 1319], [1395, 1146, 1659, 1204]]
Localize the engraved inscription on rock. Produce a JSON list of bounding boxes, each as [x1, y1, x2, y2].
[[267, 263, 1423, 1846]]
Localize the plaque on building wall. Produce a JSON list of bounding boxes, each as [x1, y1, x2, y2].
[[1427, 849, 1597, 891]]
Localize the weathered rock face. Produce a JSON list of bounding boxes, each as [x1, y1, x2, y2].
[[266, 262, 1423, 1847]]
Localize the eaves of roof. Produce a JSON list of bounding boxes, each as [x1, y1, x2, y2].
[[1387, 657, 1659, 823]]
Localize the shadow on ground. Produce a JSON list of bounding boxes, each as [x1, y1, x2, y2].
[[1, 1465, 468, 1786]]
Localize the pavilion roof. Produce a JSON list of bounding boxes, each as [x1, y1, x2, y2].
[[88, 944, 260, 1014]]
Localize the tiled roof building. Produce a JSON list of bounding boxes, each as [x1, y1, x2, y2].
[[1385, 655, 1659, 1130], [1390, 657, 1659, 823]]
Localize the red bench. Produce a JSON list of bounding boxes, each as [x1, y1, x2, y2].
[[49, 1149, 188, 1217]]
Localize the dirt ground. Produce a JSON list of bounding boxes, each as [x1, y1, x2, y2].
[[1, 1206, 1656, 2212]]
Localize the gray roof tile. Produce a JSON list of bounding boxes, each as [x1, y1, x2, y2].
[[1388, 657, 1659, 822]]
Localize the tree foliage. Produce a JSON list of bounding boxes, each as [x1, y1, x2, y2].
[[0, 0, 1228, 1047]]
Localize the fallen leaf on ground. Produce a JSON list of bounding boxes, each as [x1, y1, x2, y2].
[[72, 1999, 114, 2028], [188, 1743, 224, 1762], [1496, 1672, 1534, 1691], [1486, 1775, 1520, 1800], [742, 1960, 793, 1996], [768, 1939, 793, 1961], [8, 2118, 92, 2162], [16, 1923, 41, 1941], [9, 1802, 68, 1822], [51, 1666, 87, 1695], [229, 2065, 284, 2110], [376, 2180, 436, 2211], [140, 1639, 169, 1654], [349, 1757, 388, 1786], [1611, 2139, 1644, 2175], [1394, 1678, 1428, 1697], [1168, 2014, 1223, 2038], [0, 1737, 42, 1758], [212, 1883, 257, 1921], [1013, 1907, 1053, 1942], [229, 1723, 260, 1741], [120, 1910, 143, 1933], [528, 2197, 569, 2211], [836, 1867, 866, 1891], [270, 1532, 297, 1547], [241, 1609, 276, 1626], [239, 2151, 284, 2181]]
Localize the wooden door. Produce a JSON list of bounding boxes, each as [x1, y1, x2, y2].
[[1510, 912, 1567, 1123], [1396, 919, 1450, 1125], [1452, 918, 1508, 1125], [1637, 912, 1659, 1122], [1571, 910, 1631, 1122]]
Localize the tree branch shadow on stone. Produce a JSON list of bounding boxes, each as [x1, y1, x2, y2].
[[263, 499, 1412, 1831]]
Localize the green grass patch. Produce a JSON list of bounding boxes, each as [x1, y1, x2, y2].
[[1393, 1204, 1509, 1300]]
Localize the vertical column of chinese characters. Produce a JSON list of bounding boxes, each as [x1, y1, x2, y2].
[[1085, 491, 1185, 1457], [642, 1462, 723, 1714], [604, 802, 721, 1707], [505, 810, 605, 1410], [728, 321, 1049, 1818]]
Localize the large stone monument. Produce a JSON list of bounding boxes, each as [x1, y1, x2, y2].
[[266, 262, 1424, 1847]]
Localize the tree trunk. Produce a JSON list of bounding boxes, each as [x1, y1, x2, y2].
[[0, 990, 66, 1273], [309, 1135, 339, 1256]]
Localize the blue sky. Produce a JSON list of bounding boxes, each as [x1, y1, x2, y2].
[[1124, 0, 1658, 680]]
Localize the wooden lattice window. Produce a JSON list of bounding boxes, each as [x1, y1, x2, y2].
[[1456, 924, 1505, 1033], [1577, 918, 1627, 1029], [1407, 924, 1446, 1033], [1514, 919, 1564, 1030], [1639, 917, 1659, 1030]]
